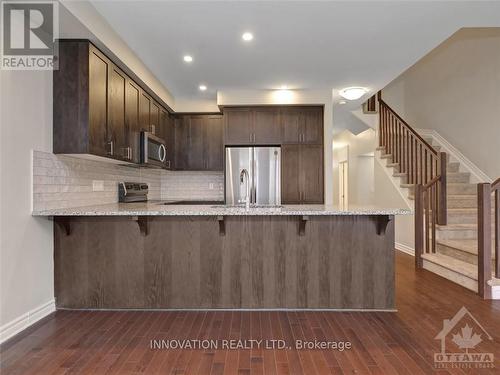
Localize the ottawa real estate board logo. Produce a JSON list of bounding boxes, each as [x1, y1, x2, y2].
[[434, 306, 494, 369], [1, 1, 58, 70]]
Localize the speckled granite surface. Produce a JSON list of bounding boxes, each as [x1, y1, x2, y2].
[[32, 201, 412, 216]]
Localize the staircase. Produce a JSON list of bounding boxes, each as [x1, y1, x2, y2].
[[372, 93, 499, 298]]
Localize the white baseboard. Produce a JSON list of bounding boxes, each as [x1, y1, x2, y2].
[[417, 128, 492, 183], [0, 299, 55, 344], [396, 242, 414, 256]]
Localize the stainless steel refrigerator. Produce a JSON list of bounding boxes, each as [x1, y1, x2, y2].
[[225, 147, 281, 206]]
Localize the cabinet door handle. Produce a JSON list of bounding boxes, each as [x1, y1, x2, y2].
[[151, 124, 156, 135], [128, 147, 132, 160], [107, 141, 114, 156]]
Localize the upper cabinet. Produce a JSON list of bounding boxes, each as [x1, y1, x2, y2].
[[224, 106, 322, 145], [224, 108, 253, 145], [54, 40, 172, 164], [224, 107, 282, 145], [174, 114, 223, 171], [281, 106, 323, 144]]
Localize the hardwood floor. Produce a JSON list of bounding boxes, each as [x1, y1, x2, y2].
[[1, 252, 499, 375]]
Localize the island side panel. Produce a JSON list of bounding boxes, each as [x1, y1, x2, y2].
[[54, 215, 395, 309]]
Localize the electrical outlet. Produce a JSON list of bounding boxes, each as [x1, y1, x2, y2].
[[209, 183, 215, 190], [92, 180, 104, 192]]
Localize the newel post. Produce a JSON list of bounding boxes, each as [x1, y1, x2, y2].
[[414, 184, 424, 269], [477, 183, 492, 299], [437, 152, 447, 225]]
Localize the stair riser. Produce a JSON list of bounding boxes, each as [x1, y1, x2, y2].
[[447, 174, 470, 183], [422, 260, 477, 292], [447, 212, 495, 224], [448, 198, 477, 208], [437, 230, 477, 240], [448, 184, 477, 195], [437, 244, 478, 264]]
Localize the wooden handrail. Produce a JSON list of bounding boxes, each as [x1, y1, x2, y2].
[[377, 92, 447, 270], [379, 99, 437, 155], [491, 177, 500, 190], [477, 180, 500, 299]]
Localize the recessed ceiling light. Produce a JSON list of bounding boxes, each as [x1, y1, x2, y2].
[[339, 87, 368, 101], [338, 100, 347, 105], [199, 85, 207, 91], [183, 55, 193, 63], [242, 32, 254, 41]]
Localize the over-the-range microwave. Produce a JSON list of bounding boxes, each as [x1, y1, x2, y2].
[[140, 131, 169, 169]]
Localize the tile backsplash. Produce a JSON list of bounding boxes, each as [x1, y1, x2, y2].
[[32, 151, 224, 211]]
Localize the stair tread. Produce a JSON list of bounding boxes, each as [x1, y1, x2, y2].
[[422, 253, 477, 279]]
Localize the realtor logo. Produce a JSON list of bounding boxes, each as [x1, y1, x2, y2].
[[1, 1, 58, 70], [434, 306, 494, 369]]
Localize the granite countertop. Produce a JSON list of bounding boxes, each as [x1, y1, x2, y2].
[[32, 201, 412, 216]]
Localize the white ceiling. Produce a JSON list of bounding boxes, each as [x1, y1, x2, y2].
[[90, 1, 500, 102]]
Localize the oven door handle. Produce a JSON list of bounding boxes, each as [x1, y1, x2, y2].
[[158, 144, 167, 163]]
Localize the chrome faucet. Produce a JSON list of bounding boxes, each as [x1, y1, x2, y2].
[[240, 168, 250, 210]]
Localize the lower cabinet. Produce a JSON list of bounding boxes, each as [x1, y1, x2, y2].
[[174, 114, 223, 171], [282, 144, 324, 204]]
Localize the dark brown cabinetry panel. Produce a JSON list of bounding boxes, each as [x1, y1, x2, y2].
[[125, 79, 140, 163], [88, 46, 109, 156], [281, 144, 324, 204], [281, 106, 323, 145], [108, 65, 128, 159], [187, 116, 205, 170], [281, 145, 301, 203], [54, 216, 395, 309], [300, 144, 324, 203], [160, 109, 174, 169], [302, 107, 323, 144], [205, 116, 223, 170], [224, 108, 253, 145], [253, 107, 282, 144], [139, 92, 151, 132], [174, 114, 223, 171], [150, 101, 160, 135], [281, 107, 302, 144]]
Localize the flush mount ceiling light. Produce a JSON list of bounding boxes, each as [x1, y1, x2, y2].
[[199, 85, 207, 91], [339, 87, 368, 101], [242, 32, 254, 41], [183, 55, 193, 63]]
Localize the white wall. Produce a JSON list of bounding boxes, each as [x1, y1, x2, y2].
[[332, 129, 376, 206], [217, 89, 335, 204], [374, 159, 414, 252], [383, 28, 500, 180], [0, 70, 55, 340]]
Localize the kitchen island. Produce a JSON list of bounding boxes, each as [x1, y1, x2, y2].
[[34, 204, 410, 310]]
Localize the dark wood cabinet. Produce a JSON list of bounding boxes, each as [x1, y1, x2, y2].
[[150, 101, 160, 135], [54, 40, 173, 165], [160, 108, 174, 169], [125, 79, 141, 163], [139, 92, 151, 133], [281, 106, 323, 144], [174, 114, 223, 171], [88, 45, 109, 157], [224, 108, 253, 145], [224, 107, 281, 145], [253, 107, 281, 144], [281, 145, 301, 203], [108, 64, 128, 160], [281, 144, 324, 204], [205, 116, 224, 170]]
